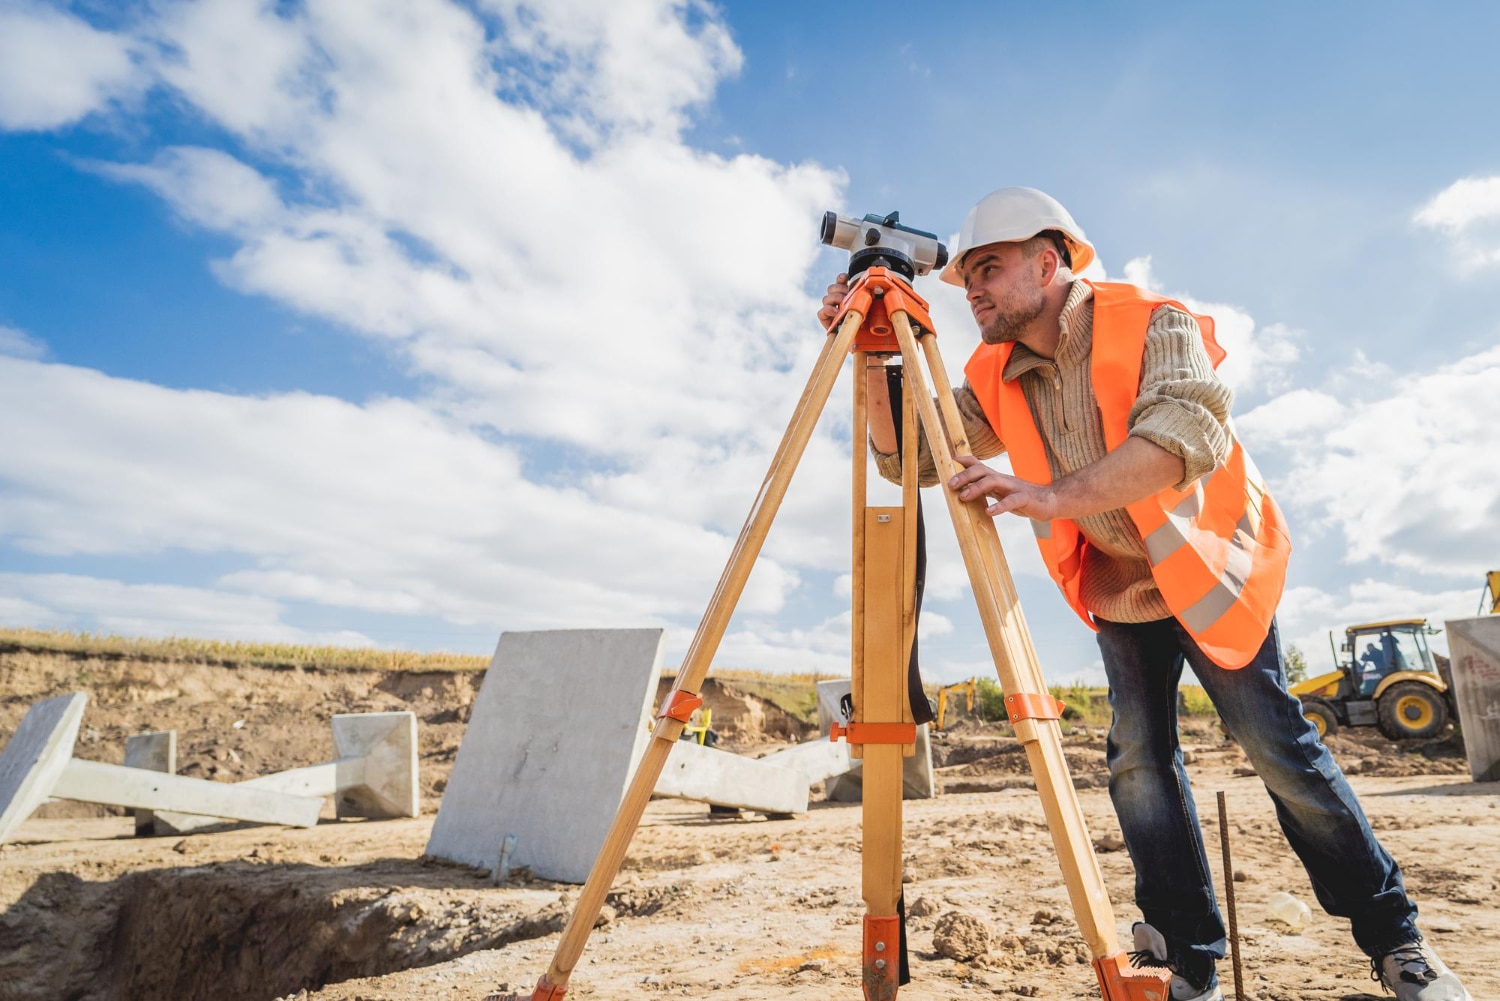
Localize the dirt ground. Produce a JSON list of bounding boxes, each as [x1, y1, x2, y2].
[[2, 650, 1497, 1001]]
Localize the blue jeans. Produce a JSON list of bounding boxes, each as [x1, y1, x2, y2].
[[1097, 616, 1418, 988]]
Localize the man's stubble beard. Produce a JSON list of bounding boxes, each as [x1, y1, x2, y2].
[[977, 287, 1045, 345]]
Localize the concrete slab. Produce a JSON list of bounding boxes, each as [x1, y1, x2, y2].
[[124, 731, 175, 836], [815, 678, 935, 800], [0, 693, 87, 844], [655, 740, 808, 814], [425, 629, 665, 883], [52, 759, 324, 827], [759, 737, 852, 786], [1444, 616, 1500, 782]]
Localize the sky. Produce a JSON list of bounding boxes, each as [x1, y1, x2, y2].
[[3, 0, 1500, 687]]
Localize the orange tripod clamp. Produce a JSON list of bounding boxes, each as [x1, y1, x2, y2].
[[827, 267, 936, 354], [829, 720, 917, 745], [656, 690, 703, 723]]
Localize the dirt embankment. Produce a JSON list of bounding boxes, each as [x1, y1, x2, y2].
[[0, 646, 808, 819]]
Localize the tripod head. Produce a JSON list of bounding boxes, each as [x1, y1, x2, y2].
[[821, 210, 948, 282]]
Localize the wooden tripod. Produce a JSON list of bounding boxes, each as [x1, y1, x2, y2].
[[497, 267, 1171, 1001]]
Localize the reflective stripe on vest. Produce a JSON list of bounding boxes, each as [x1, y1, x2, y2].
[[962, 280, 1291, 670]]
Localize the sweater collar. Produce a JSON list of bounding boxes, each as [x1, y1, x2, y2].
[[1001, 279, 1094, 382]]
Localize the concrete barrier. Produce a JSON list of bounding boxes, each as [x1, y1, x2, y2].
[[425, 629, 665, 883], [147, 711, 419, 834], [656, 740, 808, 815], [1444, 615, 1500, 782], [0, 692, 324, 843]]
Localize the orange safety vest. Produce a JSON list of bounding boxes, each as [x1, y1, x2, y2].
[[963, 280, 1292, 670]]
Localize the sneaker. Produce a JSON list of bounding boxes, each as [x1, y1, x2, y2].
[[1374, 940, 1473, 1001], [1130, 922, 1224, 1001]]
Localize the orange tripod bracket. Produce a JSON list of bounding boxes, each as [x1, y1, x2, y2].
[[1093, 952, 1173, 1001], [1005, 691, 1065, 723], [829, 720, 917, 745], [828, 267, 936, 354], [862, 914, 901, 1001], [656, 690, 703, 723]]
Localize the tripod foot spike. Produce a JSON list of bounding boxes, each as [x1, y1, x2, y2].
[[482, 975, 564, 1001], [1093, 951, 1172, 1001], [862, 914, 901, 1001]]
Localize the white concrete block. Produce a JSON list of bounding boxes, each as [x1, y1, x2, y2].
[[425, 629, 665, 883], [151, 711, 419, 834], [655, 740, 808, 815], [1444, 616, 1500, 782], [759, 738, 853, 785], [124, 730, 175, 836], [52, 759, 323, 827], [332, 712, 419, 818], [815, 678, 936, 801], [0, 693, 86, 844]]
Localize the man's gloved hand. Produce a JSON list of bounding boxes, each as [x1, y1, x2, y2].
[[816, 272, 850, 331]]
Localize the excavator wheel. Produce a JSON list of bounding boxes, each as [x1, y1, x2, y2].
[[1300, 699, 1339, 740], [1376, 682, 1449, 740]]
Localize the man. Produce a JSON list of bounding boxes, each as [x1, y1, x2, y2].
[[817, 187, 1470, 1001]]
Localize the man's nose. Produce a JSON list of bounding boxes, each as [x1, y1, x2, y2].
[[966, 282, 983, 303]]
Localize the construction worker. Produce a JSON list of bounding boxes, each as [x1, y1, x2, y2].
[[817, 187, 1471, 1001]]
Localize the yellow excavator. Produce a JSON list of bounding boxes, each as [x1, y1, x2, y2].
[[1481, 570, 1500, 615], [934, 678, 976, 729], [1291, 618, 1457, 741]]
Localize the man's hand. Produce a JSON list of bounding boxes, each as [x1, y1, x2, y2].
[[816, 273, 850, 330], [948, 454, 1059, 521]]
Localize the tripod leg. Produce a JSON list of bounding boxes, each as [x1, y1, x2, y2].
[[857, 505, 909, 1001], [508, 312, 867, 1001], [891, 313, 1171, 1001]]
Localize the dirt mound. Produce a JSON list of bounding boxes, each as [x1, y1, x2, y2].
[[1321, 728, 1469, 777], [653, 676, 815, 746], [932, 732, 1111, 793]]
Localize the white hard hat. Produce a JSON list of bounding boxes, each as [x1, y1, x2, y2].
[[939, 187, 1095, 286]]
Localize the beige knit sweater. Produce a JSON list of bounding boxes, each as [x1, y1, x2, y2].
[[872, 280, 1233, 623]]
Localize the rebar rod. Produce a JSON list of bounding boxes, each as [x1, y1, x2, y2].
[[1217, 790, 1246, 1000]]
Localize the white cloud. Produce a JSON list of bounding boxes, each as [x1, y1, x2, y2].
[[0, 571, 376, 646], [1414, 175, 1500, 270], [1120, 256, 1301, 397], [0, 1, 864, 666], [1414, 176, 1500, 233], [482, 0, 741, 142], [0, 1, 142, 130], [1243, 343, 1500, 577], [0, 324, 47, 360], [0, 357, 797, 636]]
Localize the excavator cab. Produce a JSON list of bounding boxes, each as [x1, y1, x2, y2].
[[1291, 618, 1455, 741]]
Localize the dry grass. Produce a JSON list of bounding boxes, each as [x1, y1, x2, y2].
[[0, 627, 490, 673]]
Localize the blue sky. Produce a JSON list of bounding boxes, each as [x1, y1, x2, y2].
[[3, 0, 1500, 684]]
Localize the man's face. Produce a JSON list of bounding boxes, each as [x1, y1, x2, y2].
[[959, 242, 1046, 345]]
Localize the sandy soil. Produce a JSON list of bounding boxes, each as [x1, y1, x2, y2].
[[2, 651, 1496, 1001]]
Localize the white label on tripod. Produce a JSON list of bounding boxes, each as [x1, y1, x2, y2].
[[876, 514, 892, 523]]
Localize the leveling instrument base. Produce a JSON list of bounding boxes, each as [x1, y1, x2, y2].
[[487, 266, 1169, 1001]]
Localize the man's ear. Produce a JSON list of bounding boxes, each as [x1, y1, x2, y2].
[[1038, 246, 1061, 285]]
